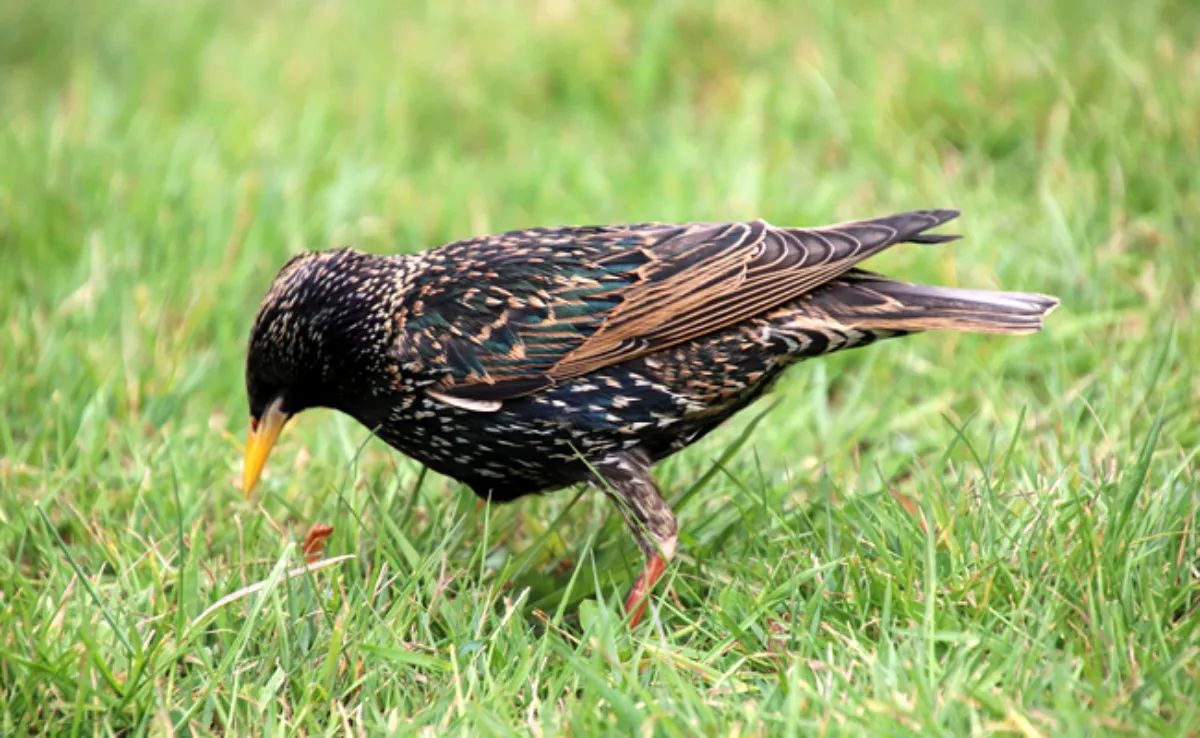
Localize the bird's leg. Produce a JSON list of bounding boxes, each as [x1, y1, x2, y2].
[[597, 450, 678, 627]]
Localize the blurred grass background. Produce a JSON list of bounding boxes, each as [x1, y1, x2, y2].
[[1, 0, 1198, 734]]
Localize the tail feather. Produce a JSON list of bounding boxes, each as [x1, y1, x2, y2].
[[813, 272, 1060, 336]]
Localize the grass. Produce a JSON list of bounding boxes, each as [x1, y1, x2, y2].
[[1, 0, 1198, 734]]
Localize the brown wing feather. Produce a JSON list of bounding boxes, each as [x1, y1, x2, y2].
[[435, 209, 960, 402], [547, 210, 958, 380]]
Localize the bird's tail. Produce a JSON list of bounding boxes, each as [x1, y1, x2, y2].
[[813, 271, 1060, 335]]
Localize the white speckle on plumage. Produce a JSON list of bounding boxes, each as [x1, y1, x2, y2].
[[610, 395, 635, 408]]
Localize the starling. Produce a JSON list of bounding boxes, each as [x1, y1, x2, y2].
[[242, 210, 1057, 625]]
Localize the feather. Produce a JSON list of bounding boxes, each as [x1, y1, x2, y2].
[[403, 210, 962, 402]]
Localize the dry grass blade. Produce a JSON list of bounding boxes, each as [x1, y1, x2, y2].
[[191, 555, 355, 628]]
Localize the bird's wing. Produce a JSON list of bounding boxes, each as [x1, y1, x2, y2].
[[399, 210, 959, 403]]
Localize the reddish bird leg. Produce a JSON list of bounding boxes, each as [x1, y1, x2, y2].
[[624, 552, 669, 627], [598, 449, 679, 628]]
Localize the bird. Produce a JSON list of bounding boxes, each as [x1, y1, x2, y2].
[[241, 209, 1058, 626]]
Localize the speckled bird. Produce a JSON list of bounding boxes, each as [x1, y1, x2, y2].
[[242, 209, 1058, 625]]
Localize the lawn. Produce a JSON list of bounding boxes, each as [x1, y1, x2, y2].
[[1, 0, 1197, 734]]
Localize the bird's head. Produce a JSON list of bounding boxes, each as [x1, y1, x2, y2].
[[242, 248, 403, 496]]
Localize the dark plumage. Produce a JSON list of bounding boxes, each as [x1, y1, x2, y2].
[[242, 209, 1058, 624]]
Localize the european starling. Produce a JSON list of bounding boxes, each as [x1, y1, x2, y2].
[[242, 210, 1057, 625]]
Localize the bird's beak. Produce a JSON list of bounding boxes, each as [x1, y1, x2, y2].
[[242, 396, 289, 497]]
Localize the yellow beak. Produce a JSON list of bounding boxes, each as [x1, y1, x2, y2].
[[242, 396, 290, 496]]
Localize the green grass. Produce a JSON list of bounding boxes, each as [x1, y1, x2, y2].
[[2, 0, 1198, 734]]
